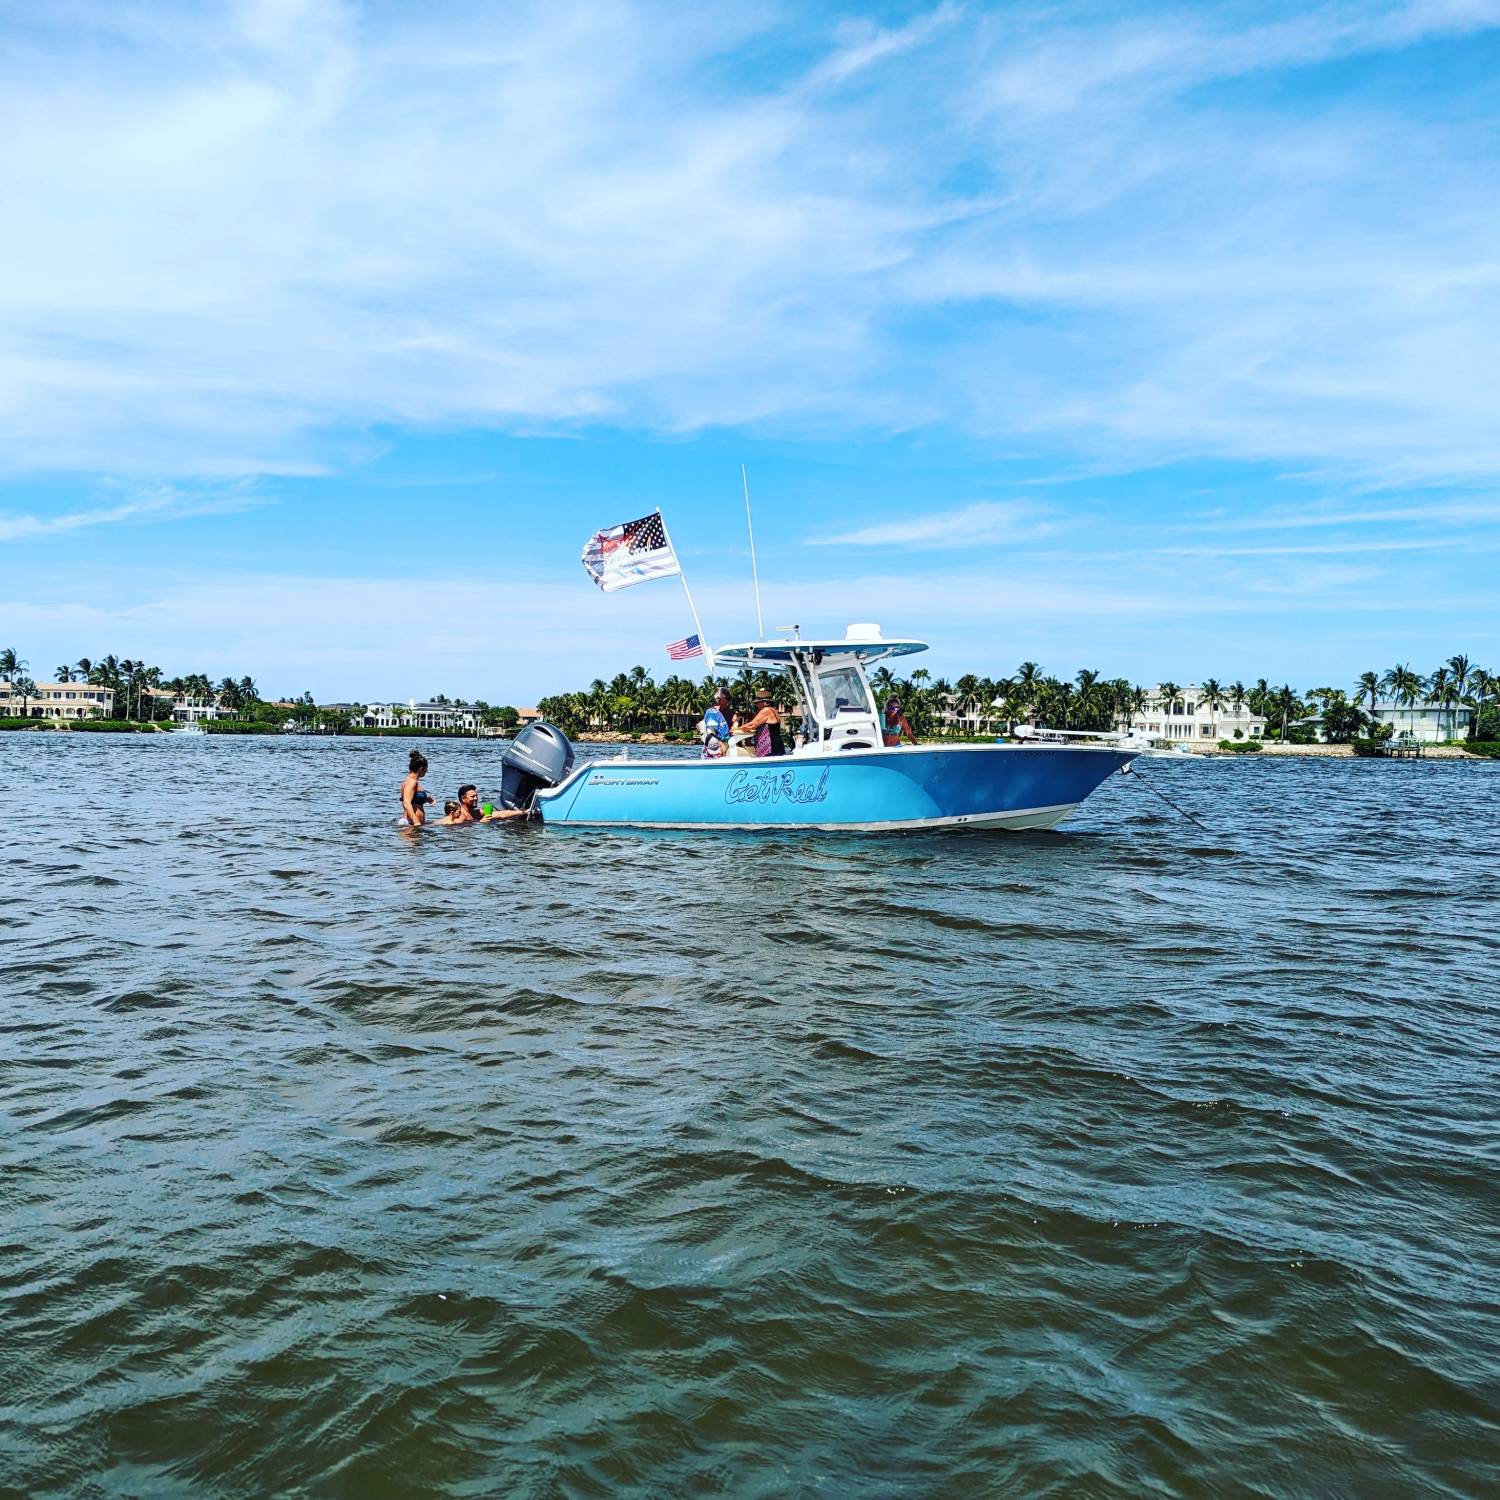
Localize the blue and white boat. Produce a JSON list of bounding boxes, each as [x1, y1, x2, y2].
[[515, 626, 1136, 832]]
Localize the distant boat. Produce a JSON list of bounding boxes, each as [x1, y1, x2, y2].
[[170, 723, 206, 736], [506, 626, 1138, 832]]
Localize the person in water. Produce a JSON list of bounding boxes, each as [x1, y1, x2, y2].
[[452, 784, 528, 823], [701, 686, 733, 758], [401, 751, 433, 825], [736, 687, 785, 757], [436, 799, 463, 825], [882, 695, 918, 747]]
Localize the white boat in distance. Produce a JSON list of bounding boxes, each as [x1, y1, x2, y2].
[[507, 625, 1140, 832]]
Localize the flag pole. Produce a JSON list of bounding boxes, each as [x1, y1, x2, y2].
[[657, 510, 714, 670], [742, 463, 764, 640]]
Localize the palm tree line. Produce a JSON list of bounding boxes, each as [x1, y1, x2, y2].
[[9, 646, 1494, 740], [538, 664, 1171, 739], [534, 655, 1500, 742], [1, 648, 260, 722]]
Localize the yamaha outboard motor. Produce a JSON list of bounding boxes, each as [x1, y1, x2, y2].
[[498, 722, 576, 811]]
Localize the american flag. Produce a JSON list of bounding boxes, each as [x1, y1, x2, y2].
[[581, 510, 681, 593], [666, 634, 702, 661]]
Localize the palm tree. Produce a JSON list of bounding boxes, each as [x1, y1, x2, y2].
[[1355, 671, 1380, 715], [955, 673, 979, 733], [1198, 677, 1224, 734], [1274, 683, 1297, 741], [1129, 685, 1148, 726], [1013, 662, 1042, 724], [1380, 665, 1422, 728], [55, 664, 73, 684], [75, 657, 93, 683], [1469, 667, 1496, 736], [1157, 682, 1181, 736], [1425, 666, 1461, 741], [1445, 655, 1473, 738], [0, 648, 25, 683], [13, 673, 37, 719]]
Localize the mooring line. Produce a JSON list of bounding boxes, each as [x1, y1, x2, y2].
[[1121, 763, 1212, 833]]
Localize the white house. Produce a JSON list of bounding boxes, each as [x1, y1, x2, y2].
[[0, 680, 115, 719], [361, 699, 478, 732], [1368, 701, 1474, 744], [1119, 685, 1267, 744]]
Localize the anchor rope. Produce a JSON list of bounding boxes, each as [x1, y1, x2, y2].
[[1122, 763, 1212, 833]]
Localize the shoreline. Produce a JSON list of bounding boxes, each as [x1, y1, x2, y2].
[[3, 719, 1494, 758]]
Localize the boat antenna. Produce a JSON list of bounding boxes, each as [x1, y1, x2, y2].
[[742, 463, 765, 639]]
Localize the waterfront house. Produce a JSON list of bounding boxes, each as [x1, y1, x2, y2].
[[1, 680, 115, 719], [1367, 701, 1473, 743], [360, 699, 479, 733], [1118, 686, 1267, 743], [146, 689, 231, 724]]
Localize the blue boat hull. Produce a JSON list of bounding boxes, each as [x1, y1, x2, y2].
[[534, 745, 1134, 831]]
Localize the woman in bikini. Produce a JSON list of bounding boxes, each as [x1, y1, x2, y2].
[[401, 751, 433, 826]]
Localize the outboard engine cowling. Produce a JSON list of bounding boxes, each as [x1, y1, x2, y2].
[[498, 722, 576, 810]]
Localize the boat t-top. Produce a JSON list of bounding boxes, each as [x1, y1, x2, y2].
[[501, 625, 1137, 832]]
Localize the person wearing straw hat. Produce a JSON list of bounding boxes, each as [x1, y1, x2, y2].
[[737, 686, 785, 757]]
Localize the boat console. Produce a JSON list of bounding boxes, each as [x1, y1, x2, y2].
[[714, 623, 925, 756]]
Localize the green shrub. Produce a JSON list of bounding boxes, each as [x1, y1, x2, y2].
[[1464, 741, 1500, 759], [1218, 738, 1262, 753]]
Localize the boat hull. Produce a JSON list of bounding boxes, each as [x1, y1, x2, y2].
[[533, 745, 1133, 831]]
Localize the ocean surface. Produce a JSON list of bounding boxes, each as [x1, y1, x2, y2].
[[3, 734, 1497, 1498]]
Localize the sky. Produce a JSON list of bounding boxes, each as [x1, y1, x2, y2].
[[2, 0, 1498, 704]]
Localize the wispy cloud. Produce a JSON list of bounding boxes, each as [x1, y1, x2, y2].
[[1189, 498, 1500, 532], [808, 500, 1057, 548], [1, 0, 1499, 492], [0, 483, 266, 542], [806, 3, 962, 88]]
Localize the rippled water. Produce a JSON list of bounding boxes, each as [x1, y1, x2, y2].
[[3, 734, 1498, 1497]]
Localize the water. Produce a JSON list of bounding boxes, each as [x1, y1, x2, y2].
[[3, 735, 1497, 1498]]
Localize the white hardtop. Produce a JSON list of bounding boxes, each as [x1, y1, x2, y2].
[[713, 624, 927, 670]]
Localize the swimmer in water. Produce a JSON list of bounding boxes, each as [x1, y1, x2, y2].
[[435, 799, 463, 825], [452, 784, 528, 823], [401, 751, 433, 826]]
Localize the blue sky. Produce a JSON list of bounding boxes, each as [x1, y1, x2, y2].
[[3, 0, 1498, 702]]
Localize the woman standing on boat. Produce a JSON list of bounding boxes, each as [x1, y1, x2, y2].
[[882, 695, 917, 747], [736, 688, 785, 757]]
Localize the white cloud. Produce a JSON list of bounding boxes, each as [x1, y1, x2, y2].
[[808, 500, 1057, 548], [0, 482, 266, 541], [1, 0, 1499, 489]]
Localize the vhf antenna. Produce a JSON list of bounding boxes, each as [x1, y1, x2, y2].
[[742, 463, 765, 639]]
